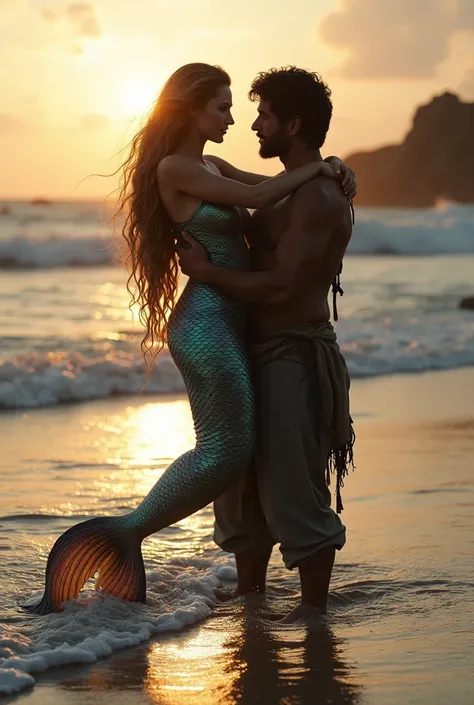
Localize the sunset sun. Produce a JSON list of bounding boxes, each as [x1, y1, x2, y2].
[[122, 77, 159, 115]]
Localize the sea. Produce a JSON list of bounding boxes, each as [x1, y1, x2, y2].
[[0, 199, 473, 702], [0, 199, 473, 410]]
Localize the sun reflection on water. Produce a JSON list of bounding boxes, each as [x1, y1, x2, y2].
[[141, 615, 363, 705], [144, 628, 231, 704], [124, 400, 194, 467], [94, 399, 195, 500]]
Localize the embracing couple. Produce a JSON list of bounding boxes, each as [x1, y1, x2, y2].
[[28, 63, 355, 624]]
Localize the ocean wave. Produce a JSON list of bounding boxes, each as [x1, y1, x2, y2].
[[0, 350, 185, 409], [1, 314, 474, 409], [1, 205, 474, 268], [348, 208, 474, 255], [0, 234, 114, 268]]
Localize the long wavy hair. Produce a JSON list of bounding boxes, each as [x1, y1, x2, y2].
[[114, 63, 231, 373]]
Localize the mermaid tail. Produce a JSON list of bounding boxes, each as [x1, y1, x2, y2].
[[26, 203, 254, 614], [24, 517, 146, 614]]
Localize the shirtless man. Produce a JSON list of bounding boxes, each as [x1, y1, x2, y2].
[[178, 67, 355, 621]]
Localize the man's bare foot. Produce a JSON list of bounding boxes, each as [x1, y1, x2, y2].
[[277, 603, 323, 625], [299, 547, 336, 614]]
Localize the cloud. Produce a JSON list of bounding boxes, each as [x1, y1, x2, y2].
[[459, 65, 474, 98], [39, 2, 102, 40], [80, 113, 111, 130], [66, 3, 101, 38], [40, 8, 60, 22], [459, 0, 474, 24], [319, 0, 474, 79]]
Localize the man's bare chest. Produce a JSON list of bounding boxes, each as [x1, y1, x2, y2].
[[249, 197, 293, 250]]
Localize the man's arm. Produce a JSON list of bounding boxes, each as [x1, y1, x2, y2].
[[178, 184, 337, 305]]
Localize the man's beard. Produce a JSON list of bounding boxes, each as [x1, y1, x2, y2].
[[259, 127, 290, 159]]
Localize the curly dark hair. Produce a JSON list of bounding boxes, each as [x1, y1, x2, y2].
[[113, 63, 230, 374], [249, 66, 332, 148]]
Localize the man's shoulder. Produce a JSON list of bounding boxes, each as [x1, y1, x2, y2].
[[296, 176, 346, 203], [290, 178, 347, 222]]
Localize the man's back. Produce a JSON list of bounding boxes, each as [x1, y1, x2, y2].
[[248, 177, 352, 339]]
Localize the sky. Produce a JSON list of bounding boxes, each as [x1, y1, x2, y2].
[[1, 0, 473, 199]]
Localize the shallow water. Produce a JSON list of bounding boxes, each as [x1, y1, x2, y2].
[[1, 373, 474, 702]]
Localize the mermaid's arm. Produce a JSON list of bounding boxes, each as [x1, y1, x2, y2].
[[204, 155, 356, 199], [204, 155, 272, 185], [158, 154, 334, 210]]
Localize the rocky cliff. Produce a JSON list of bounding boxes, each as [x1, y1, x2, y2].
[[345, 93, 474, 207]]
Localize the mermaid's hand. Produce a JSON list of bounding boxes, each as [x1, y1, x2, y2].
[[324, 156, 356, 200], [178, 232, 211, 281]]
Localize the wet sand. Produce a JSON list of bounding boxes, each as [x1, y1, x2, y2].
[[1, 368, 474, 704]]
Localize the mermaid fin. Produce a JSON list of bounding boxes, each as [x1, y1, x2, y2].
[[24, 517, 146, 615]]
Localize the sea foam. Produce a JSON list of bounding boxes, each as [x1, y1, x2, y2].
[[0, 558, 236, 695]]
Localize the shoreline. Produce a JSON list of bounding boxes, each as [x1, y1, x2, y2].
[[2, 364, 474, 420]]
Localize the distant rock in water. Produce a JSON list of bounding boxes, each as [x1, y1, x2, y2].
[[31, 198, 52, 206], [345, 93, 474, 207], [459, 297, 474, 311]]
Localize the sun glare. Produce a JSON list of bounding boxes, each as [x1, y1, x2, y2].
[[122, 77, 159, 115]]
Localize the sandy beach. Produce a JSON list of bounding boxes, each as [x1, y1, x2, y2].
[[1, 366, 473, 704]]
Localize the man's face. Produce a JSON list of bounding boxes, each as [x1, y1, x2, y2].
[[251, 99, 291, 159]]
